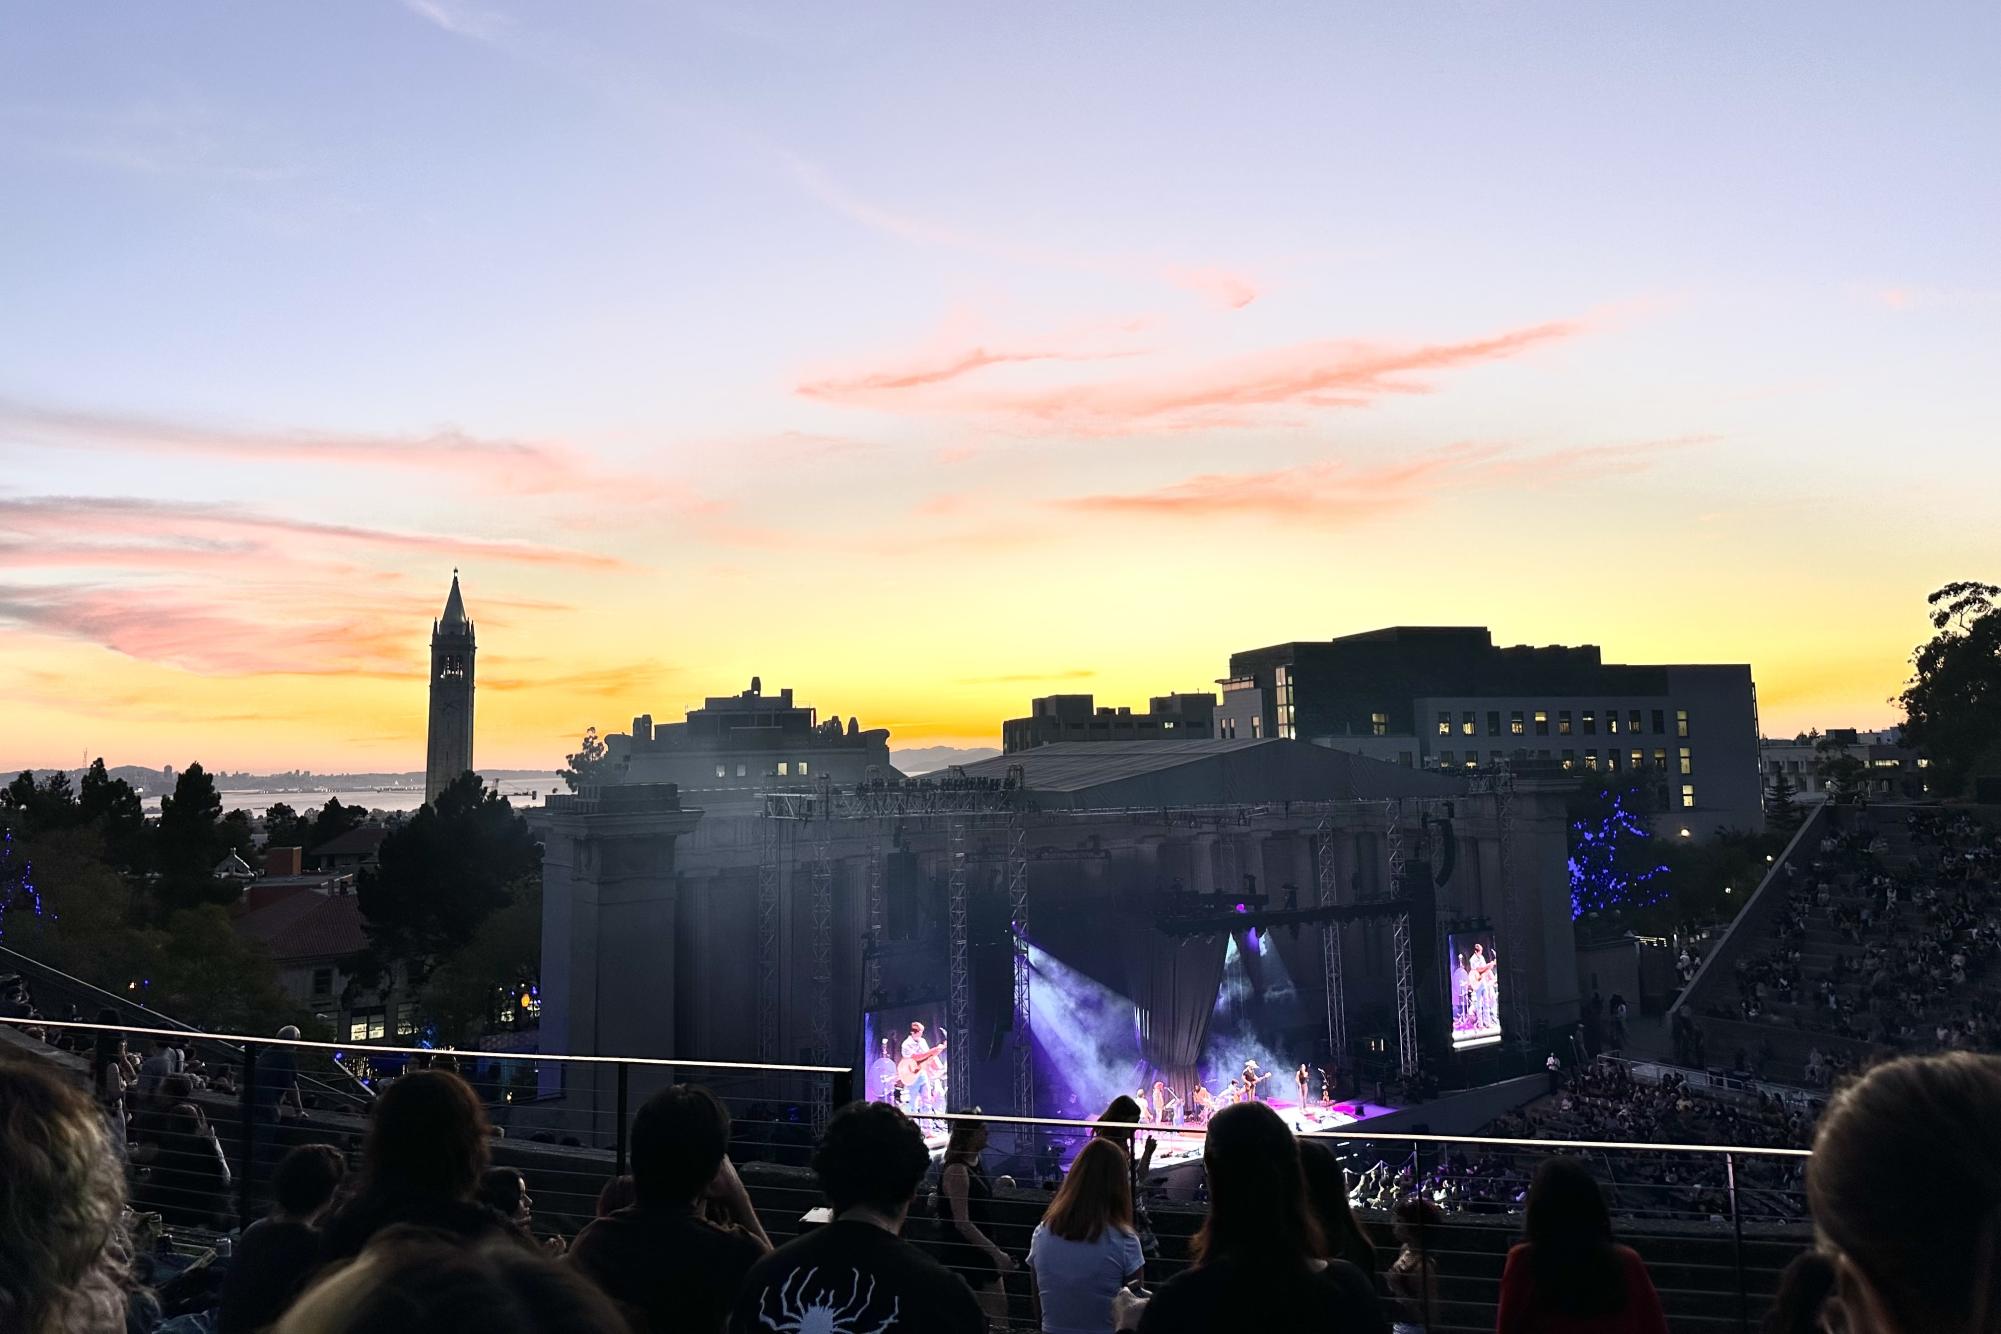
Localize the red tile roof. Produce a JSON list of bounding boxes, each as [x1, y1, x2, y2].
[[233, 890, 370, 963]]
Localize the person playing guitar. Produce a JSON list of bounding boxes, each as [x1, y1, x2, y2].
[[896, 1022, 948, 1112], [1241, 1060, 1270, 1103]]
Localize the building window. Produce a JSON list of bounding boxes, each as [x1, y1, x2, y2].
[[777, 761, 790, 776], [1631, 749, 1643, 771], [1562, 749, 1576, 770], [347, 1008, 386, 1043], [1585, 750, 1599, 771], [1608, 712, 1620, 735], [311, 968, 333, 997], [1462, 711, 1476, 736], [1583, 710, 1597, 735], [1509, 710, 1524, 736], [1371, 712, 1388, 737], [1679, 747, 1693, 776], [714, 764, 726, 779], [1681, 784, 1696, 809], [735, 763, 747, 778], [1275, 666, 1295, 739], [1485, 710, 1501, 736], [1534, 710, 1549, 736], [1653, 748, 1667, 770], [1651, 709, 1666, 734], [1677, 709, 1690, 738], [1252, 715, 1264, 738], [396, 1002, 418, 1036], [1558, 710, 1573, 735], [1629, 710, 1644, 735], [1608, 749, 1623, 772], [1437, 712, 1451, 736], [798, 760, 809, 776], [1465, 755, 1478, 770], [1439, 750, 1454, 767]]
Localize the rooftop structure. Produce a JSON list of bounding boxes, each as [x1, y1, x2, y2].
[[1001, 691, 1216, 753]]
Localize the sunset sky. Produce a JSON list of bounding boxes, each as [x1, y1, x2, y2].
[[3, 3, 1996, 772]]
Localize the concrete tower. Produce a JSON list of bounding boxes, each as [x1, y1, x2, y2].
[[425, 571, 476, 804]]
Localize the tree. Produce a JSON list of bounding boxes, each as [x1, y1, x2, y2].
[[78, 759, 147, 869], [148, 905, 298, 1034], [1901, 580, 2001, 798], [1766, 770, 1803, 832], [561, 726, 610, 792], [1, 770, 80, 836], [1813, 735, 1869, 805], [263, 802, 309, 850], [308, 797, 368, 850], [421, 877, 543, 1045], [157, 763, 225, 877], [1567, 782, 1670, 920], [357, 772, 540, 982], [221, 809, 255, 857]]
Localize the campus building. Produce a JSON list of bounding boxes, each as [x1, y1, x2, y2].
[[1001, 692, 1216, 753]]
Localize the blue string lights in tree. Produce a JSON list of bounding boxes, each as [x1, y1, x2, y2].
[[1567, 787, 1669, 919], [0, 828, 47, 941]]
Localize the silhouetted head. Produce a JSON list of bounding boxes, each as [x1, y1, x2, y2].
[[276, 1230, 624, 1334], [1523, 1157, 1624, 1317], [1809, 1052, 2001, 1334], [274, 1145, 347, 1221], [1298, 1139, 1374, 1270], [812, 1101, 930, 1218], [1192, 1102, 1323, 1270], [1761, 1250, 1836, 1334], [630, 1084, 729, 1207], [361, 1070, 489, 1200], [0, 1053, 131, 1333]]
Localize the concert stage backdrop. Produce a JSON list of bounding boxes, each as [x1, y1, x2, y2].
[[1447, 929, 1503, 1050]]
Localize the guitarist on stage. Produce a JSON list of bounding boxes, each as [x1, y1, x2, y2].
[[898, 1022, 948, 1114]]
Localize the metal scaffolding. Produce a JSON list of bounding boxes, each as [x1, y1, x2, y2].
[[1392, 911, 1419, 1077], [809, 778, 835, 1094], [1005, 769, 1032, 1118], [946, 813, 970, 1111], [755, 815, 781, 1063], [1312, 812, 1347, 1081], [1491, 767, 1531, 1046]]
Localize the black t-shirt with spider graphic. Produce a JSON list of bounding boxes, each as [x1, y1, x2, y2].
[[729, 1218, 983, 1334]]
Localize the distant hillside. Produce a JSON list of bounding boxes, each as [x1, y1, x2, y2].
[[891, 746, 1001, 776], [6, 765, 560, 795]]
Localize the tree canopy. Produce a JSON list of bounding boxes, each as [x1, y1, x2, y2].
[[357, 771, 541, 979], [561, 726, 610, 792], [1901, 580, 2001, 798]]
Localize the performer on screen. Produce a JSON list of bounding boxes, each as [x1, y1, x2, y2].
[[1469, 943, 1499, 1029], [900, 1021, 944, 1114]]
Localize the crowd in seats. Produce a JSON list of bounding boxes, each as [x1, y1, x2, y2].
[[13, 1015, 2001, 1334], [1704, 810, 2001, 1081]]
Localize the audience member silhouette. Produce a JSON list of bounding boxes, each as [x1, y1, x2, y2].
[[1496, 1156, 1667, 1334]]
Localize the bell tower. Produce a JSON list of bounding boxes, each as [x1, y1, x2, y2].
[[425, 570, 476, 805]]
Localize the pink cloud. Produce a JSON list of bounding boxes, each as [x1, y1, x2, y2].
[[799, 319, 1582, 435], [798, 344, 1144, 401], [1162, 265, 1259, 310], [1052, 436, 1712, 523], [0, 495, 624, 569]]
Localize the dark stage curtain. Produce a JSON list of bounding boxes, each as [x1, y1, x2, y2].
[[1125, 932, 1227, 1092]]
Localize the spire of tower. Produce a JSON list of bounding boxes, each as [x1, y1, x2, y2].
[[439, 570, 470, 633]]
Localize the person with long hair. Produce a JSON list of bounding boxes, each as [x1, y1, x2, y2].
[[1127, 1102, 1386, 1332], [1807, 1051, 2001, 1334], [89, 1010, 131, 1156], [277, 1230, 628, 1334], [1029, 1138, 1143, 1334], [1299, 1139, 1380, 1280], [939, 1116, 1015, 1327], [319, 1069, 522, 1262], [1386, 1197, 1443, 1334], [1496, 1157, 1666, 1334], [0, 1052, 135, 1334], [1760, 1251, 1834, 1334]]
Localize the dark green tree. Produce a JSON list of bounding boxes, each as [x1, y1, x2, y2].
[[1, 770, 80, 836], [221, 809, 256, 857], [262, 802, 309, 850], [420, 877, 543, 1045], [1765, 770, 1803, 832], [157, 763, 225, 876], [561, 726, 610, 792], [77, 758, 147, 868], [1901, 580, 2001, 798], [1813, 735, 1869, 804], [357, 772, 540, 982], [307, 797, 368, 850]]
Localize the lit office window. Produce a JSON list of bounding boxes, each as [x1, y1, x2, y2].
[[1585, 750, 1599, 771], [778, 761, 790, 776], [735, 763, 747, 778], [1562, 750, 1576, 770], [1559, 710, 1573, 735], [1630, 749, 1643, 770], [396, 1002, 418, 1036], [1462, 711, 1476, 736], [1371, 712, 1389, 737], [1629, 710, 1644, 734], [1253, 716, 1264, 738], [1679, 747, 1693, 776], [1437, 712, 1451, 736], [799, 761, 809, 775], [1510, 710, 1525, 735], [714, 764, 726, 779], [1608, 749, 1623, 771], [1534, 710, 1549, 736], [1677, 709, 1690, 737], [1653, 748, 1667, 770], [1681, 784, 1696, 809], [1465, 756, 1478, 769], [1608, 712, 1621, 735]]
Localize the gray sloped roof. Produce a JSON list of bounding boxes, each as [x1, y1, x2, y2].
[[953, 739, 1462, 806]]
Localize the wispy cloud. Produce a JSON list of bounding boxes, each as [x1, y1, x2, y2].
[[798, 319, 1583, 435], [399, 0, 513, 42], [0, 495, 624, 569], [482, 660, 672, 697], [1052, 436, 1713, 523], [777, 149, 1262, 310]]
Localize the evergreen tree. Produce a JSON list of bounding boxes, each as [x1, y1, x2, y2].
[[77, 758, 147, 868], [1766, 770, 1803, 832], [1901, 580, 2001, 797]]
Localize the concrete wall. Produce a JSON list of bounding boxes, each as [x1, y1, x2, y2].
[[1350, 1072, 1546, 1135]]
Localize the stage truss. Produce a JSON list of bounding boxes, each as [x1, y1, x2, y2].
[[1312, 811, 1347, 1081]]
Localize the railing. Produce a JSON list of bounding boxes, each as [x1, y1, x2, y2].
[[0, 1016, 1810, 1334]]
